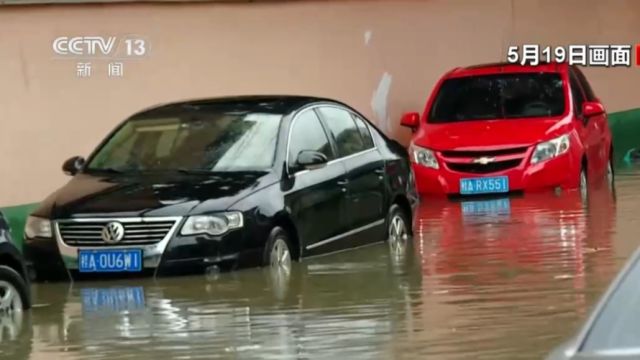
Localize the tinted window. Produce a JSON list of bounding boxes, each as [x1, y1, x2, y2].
[[351, 114, 375, 149], [572, 66, 597, 101], [429, 73, 565, 123], [318, 107, 367, 157], [569, 71, 586, 115], [582, 255, 640, 353], [87, 109, 282, 172], [288, 110, 334, 164]]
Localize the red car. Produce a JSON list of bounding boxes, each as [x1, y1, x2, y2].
[[401, 62, 613, 198]]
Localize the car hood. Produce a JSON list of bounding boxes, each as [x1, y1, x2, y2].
[[416, 118, 571, 151], [37, 171, 277, 219]]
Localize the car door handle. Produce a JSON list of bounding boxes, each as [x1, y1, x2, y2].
[[337, 180, 349, 186], [374, 168, 385, 175]]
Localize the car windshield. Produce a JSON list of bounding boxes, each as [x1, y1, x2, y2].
[[580, 253, 640, 354], [86, 107, 282, 173], [428, 73, 565, 123]]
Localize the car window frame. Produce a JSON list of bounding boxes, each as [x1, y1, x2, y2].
[[315, 105, 378, 159], [284, 103, 379, 177], [350, 113, 376, 151], [285, 107, 335, 169], [571, 65, 597, 102], [569, 68, 588, 118]]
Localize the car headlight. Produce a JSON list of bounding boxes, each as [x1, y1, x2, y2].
[[25, 216, 52, 238], [180, 212, 244, 236], [409, 143, 439, 169], [531, 134, 571, 164]]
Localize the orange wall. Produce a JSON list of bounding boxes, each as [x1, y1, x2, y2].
[[1, 0, 639, 205]]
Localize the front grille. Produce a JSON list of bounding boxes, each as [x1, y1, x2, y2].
[[58, 219, 178, 247], [447, 159, 522, 174], [440, 147, 528, 158]]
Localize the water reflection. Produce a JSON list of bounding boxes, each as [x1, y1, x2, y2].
[[12, 246, 421, 360], [416, 187, 615, 286], [3, 174, 640, 360], [0, 309, 31, 359], [0, 308, 25, 342], [404, 185, 620, 358]]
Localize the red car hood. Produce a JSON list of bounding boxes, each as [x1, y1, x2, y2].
[[416, 118, 570, 151]]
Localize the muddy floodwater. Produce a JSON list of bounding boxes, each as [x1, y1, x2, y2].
[[3, 170, 640, 360]]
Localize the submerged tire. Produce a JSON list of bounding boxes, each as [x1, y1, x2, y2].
[[0, 265, 30, 312], [386, 204, 411, 257], [579, 167, 588, 203], [263, 227, 293, 272]]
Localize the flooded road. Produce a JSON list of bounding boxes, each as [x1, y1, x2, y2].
[[3, 170, 640, 360]]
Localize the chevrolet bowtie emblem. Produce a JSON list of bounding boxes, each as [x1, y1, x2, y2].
[[473, 156, 496, 165]]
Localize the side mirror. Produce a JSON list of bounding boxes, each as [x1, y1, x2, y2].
[[582, 101, 605, 118], [62, 156, 85, 176], [400, 112, 420, 131], [294, 150, 328, 172]]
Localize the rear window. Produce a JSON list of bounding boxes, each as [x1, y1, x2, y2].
[[428, 73, 565, 123]]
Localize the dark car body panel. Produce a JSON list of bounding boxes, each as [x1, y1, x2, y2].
[[41, 171, 278, 219], [24, 96, 418, 280], [281, 160, 350, 253], [342, 150, 387, 228], [0, 212, 30, 291]]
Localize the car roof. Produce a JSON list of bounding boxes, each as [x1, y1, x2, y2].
[[131, 95, 342, 119], [446, 61, 569, 78]]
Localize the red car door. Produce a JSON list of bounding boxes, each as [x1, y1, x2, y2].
[[573, 66, 610, 174], [591, 110, 609, 175], [569, 69, 603, 178]]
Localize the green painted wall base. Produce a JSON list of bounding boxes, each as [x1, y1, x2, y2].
[[609, 108, 640, 168], [1, 203, 39, 252], [1, 108, 638, 252]]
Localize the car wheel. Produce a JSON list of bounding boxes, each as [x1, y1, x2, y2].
[[263, 227, 293, 273], [386, 204, 411, 258], [264, 262, 292, 302], [0, 265, 29, 313], [579, 168, 588, 203]]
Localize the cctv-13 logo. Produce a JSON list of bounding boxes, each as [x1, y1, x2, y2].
[[52, 36, 148, 58]]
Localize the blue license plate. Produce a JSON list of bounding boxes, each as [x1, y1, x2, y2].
[[78, 249, 143, 273], [461, 198, 511, 216], [81, 287, 145, 313], [460, 176, 509, 195]]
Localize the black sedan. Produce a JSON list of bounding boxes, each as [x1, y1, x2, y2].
[[0, 212, 30, 311], [23, 96, 418, 280]]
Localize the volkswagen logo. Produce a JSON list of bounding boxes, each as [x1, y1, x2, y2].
[[473, 156, 496, 165], [101, 222, 125, 244]]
